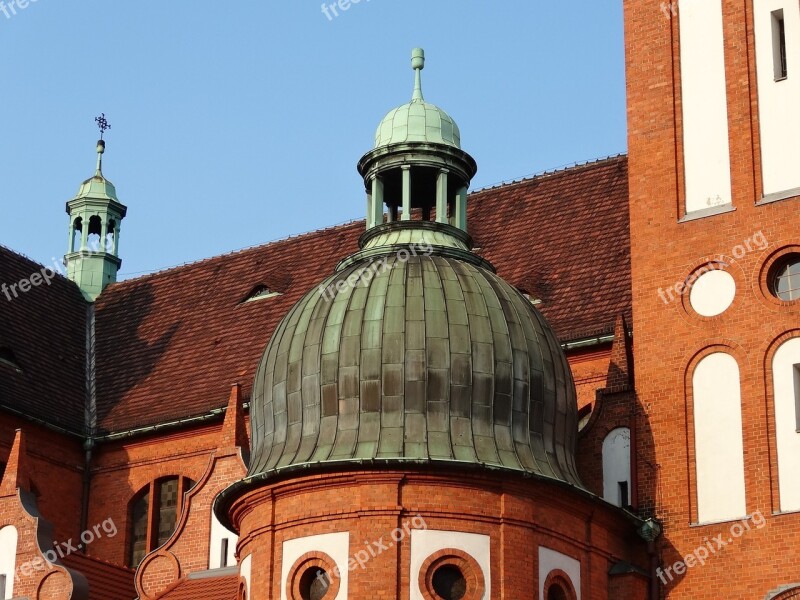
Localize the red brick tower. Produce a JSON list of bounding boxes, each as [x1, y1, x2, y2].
[[625, 0, 800, 597]]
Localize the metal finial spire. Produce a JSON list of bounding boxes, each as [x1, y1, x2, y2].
[[94, 114, 110, 176], [95, 113, 111, 140], [411, 48, 425, 101]]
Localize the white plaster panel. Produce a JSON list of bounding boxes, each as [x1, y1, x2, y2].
[[755, 1, 800, 196], [693, 352, 747, 523], [689, 270, 736, 317], [773, 338, 800, 511], [210, 512, 238, 569], [679, 0, 733, 212], [410, 530, 490, 600], [539, 546, 581, 600], [240, 554, 251, 598], [281, 532, 349, 600], [0, 526, 18, 599], [602, 427, 631, 506]]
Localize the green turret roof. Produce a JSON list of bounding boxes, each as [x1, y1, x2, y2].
[[374, 48, 461, 149], [72, 140, 119, 203]]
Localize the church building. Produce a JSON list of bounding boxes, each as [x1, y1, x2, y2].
[[0, 1, 799, 598]]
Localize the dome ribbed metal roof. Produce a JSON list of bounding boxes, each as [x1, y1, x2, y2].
[[374, 100, 461, 149], [247, 248, 583, 487]]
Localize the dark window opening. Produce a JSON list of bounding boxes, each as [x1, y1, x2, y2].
[[773, 10, 788, 80], [71, 217, 83, 252], [241, 284, 279, 304], [548, 584, 569, 600], [129, 488, 150, 568], [128, 476, 195, 567], [299, 567, 329, 600], [220, 538, 229, 568], [106, 219, 116, 254], [87, 215, 103, 254], [619, 481, 630, 507], [432, 564, 467, 600], [0, 574, 6, 599]]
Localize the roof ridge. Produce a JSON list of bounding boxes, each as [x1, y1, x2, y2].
[[109, 154, 627, 285], [0, 244, 72, 283], [115, 217, 365, 284], [470, 153, 627, 196]]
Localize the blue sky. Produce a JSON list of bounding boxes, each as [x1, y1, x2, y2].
[[0, 1, 626, 278]]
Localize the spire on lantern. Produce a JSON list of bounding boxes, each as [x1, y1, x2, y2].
[[355, 49, 477, 252], [411, 48, 425, 101], [64, 114, 128, 302]]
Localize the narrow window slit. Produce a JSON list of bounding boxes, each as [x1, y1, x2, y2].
[[773, 9, 788, 80]]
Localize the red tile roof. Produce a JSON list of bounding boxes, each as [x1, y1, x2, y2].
[[470, 155, 631, 342], [157, 573, 239, 600], [62, 552, 136, 600], [4, 155, 630, 435], [0, 246, 87, 433]]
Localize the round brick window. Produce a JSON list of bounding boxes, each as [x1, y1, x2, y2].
[[419, 549, 485, 600], [770, 253, 800, 302], [286, 552, 340, 600]]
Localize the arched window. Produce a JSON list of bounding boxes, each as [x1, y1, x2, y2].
[[602, 427, 631, 507], [773, 337, 800, 512], [106, 219, 117, 254], [547, 584, 568, 600], [71, 217, 83, 252], [0, 526, 18, 599], [87, 215, 102, 253], [693, 352, 746, 523], [128, 476, 195, 567]]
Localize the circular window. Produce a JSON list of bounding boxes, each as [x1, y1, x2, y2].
[[286, 553, 339, 600], [770, 254, 800, 301], [432, 564, 467, 600], [419, 549, 485, 600], [299, 568, 329, 600], [689, 269, 736, 316]]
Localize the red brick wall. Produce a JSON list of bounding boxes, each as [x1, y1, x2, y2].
[[229, 469, 649, 600], [0, 416, 84, 543], [87, 415, 249, 568], [624, 0, 800, 597], [135, 446, 247, 599], [568, 345, 613, 413], [0, 485, 86, 598]]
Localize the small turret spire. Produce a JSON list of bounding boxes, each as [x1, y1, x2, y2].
[[411, 48, 425, 101], [94, 113, 111, 176]]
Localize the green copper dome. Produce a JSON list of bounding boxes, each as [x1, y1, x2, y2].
[[374, 49, 462, 149], [246, 233, 583, 487], [73, 141, 119, 202]]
